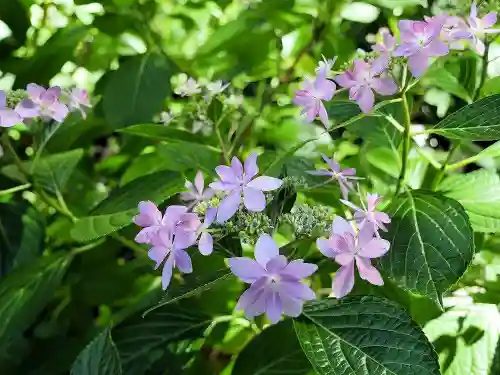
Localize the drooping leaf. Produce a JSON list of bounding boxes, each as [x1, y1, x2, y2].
[[71, 171, 183, 242], [0, 202, 45, 277], [233, 320, 311, 375], [424, 303, 500, 375], [103, 53, 174, 128], [0, 254, 71, 360], [117, 124, 204, 144], [294, 296, 441, 375], [377, 190, 475, 305], [70, 327, 122, 375], [438, 170, 500, 232], [113, 302, 212, 375], [430, 95, 500, 140]]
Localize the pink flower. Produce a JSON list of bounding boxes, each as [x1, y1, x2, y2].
[[180, 171, 215, 208], [67, 88, 91, 119], [394, 17, 449, 77], [16, 84, 69, 122], [293, 67, 336, 128], [341, 192, 391, 234], [0, 91, 22, 127], [196, 207, 217, 256], [307, 153, 360, 200], [335, 56, 398, 113], [315, 56, 336, 80], [372, 28, 396, 57], [316, 217, 390, 298]]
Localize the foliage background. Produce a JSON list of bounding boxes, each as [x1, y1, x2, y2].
[[1, 0, 500, 374]]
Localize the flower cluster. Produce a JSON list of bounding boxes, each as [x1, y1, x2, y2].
[[0, 83, 90, 128], [293, 1, 499, 122]]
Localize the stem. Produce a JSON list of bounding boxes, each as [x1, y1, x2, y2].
[[0, 183, 31, 196], [214, 114, 230, 164], [1, 132, 30, 179], [474, 38, 490, 101], [111, 233, 148, 257], [394, 92, 412, 198], [431, 142, 460, 190]]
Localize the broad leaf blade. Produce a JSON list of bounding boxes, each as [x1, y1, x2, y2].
[[71, 327, 122, 375], [377, 190, 474, 304], [294, 296, 441, 375], [233, 320, 311, 375], [431, 95, 500, 140], [117, 124, 204, 144]]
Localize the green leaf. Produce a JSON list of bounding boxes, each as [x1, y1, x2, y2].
[[71, 171, 183, 242], [481, 76, 500, 97], [117, 124, 204, 144], [430, 95, 500, 140], [369, 0, 426, 8], [424, 303, 500, 375], [103, 53, 174, 128], [0, 254, 71, 360], [421, 66, 471, 103], [294, 296, 440, 375], [143, 268, 234, 316], [233, 320, 311, 375], [0, 202, 45, 277], [113, 302, 212, 375], [0, 0, 30, 51], [71, 327, 122, 375], [377, 190, 475, 305], [438, 170, 500, 232]]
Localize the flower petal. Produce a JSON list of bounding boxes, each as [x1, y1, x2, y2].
[[372, 77, 398, 96], [316, 238, 337, 258], [228, 257, 267, 283], [244, 152, 259, 180], [161, 255, 175, 290], [266, 292, 283, 324], [333, 262, 355, 298], [356, 257, 384, 285], [134, 201, 162, 227], [215, 165, 238, 184], [198, 232, 213, 256], [243, 187, 266, 212], [246, 176, 283, 191], [265, 255, 287, 273], [216, 189, 241, 223], [148, 245, 169, 269], [407, 52, 429, 77], [281, 260, 318, 279], [331, 216, 355, 236], [194, 171, 204, 194], [358, 238, 390, 258], [254, 233, 279, 268], [278, 280, 316, 301], [231, 156, 244, 179], [174, 249, 193, 273], [281, 296, 303, 317]]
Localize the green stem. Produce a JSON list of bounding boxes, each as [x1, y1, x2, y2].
[[214, 114, 230, 164], [431, 142, 460, 190], [394, 92, 412, 198], [1, 132, 30, 179], [0, 183, 31, 196], [111, 233, 148, 256]]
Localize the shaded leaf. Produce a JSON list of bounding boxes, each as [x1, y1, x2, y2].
[[118, 124, 204, 144]]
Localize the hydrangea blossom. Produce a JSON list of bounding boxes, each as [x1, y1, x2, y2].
[[316, 217, 390, 298], [372, 27, 396, 58], [209, 153, 283, 223], [308, 153, 359, 199], [335, 56, 398, 113], [394, 17, 449, 77], [196, 207, 217, 256], [206, 80, 230, 95], [180, 171, 215, 208], [293, 66, 336, 128], [67, 88, 91, 119], [16, 84, 69, 122], [229, 234, 317, 323], [0, 91, 22, 127], [176, 77, 201, 97], [341, 192, 391, 234]]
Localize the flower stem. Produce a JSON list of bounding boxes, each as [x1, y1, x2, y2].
[[0, 132, 30, 179], [0, 183, 31, 196], [431, 142, 460, 190], [394, 91, 411, 198]]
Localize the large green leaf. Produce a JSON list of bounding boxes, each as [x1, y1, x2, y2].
[[70, 327, 122, 375], [438, 170, 500, 232], [424, 303, 500, 375], [113, 302, 212, 375], [117, 124, 204, 144], [0, 202, 45, 277], [421, 65, 471, 103], [0, 254, 71, 360], [430, 95, 500, 140], [377, 190, 474, 305], [103, 53, 174, 128], [294, 296, 440, 375], [233, 320, 311, 375], [71, 171, 183, 242]]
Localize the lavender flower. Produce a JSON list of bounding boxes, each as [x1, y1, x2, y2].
[[335, 56, 397, 113], [394, 17, 449, 77], [0, 91, 22, 127], [316, 217, 390, 298], [293, 67, 336, 128], [180, 171, 215, 208], [229, 234, 317, 323], [307, 153, 360, 199], [341, 192, 391, 234], [196, 207, 217, 255], [67, 88, 91, 119], [209, 153, 283, 223], [176, 77, 201, 97], [372, 27, 396, 58], [16, 84, 69, 122]]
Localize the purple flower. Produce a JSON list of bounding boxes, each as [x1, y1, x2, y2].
[[133, 202, 199, 246], [335, 56, 397, 113], [229, 234, 317, 323], [0, 91, 22, 127], [292, 68, 336, 128], [67, 88, 91, 119], [394, 17, 449, 77], [307, 153, 360, 199], [316, 217, 390, 298], [148, 228, 194, 290], [180, 171, 215, 208], [16, 84, 69, 122], [315, 56, 336, 80], [209, 153, 283, 223], [372, 27, 396, 57], [341, 192, 391, 234], [196, 207, 217, 255]]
